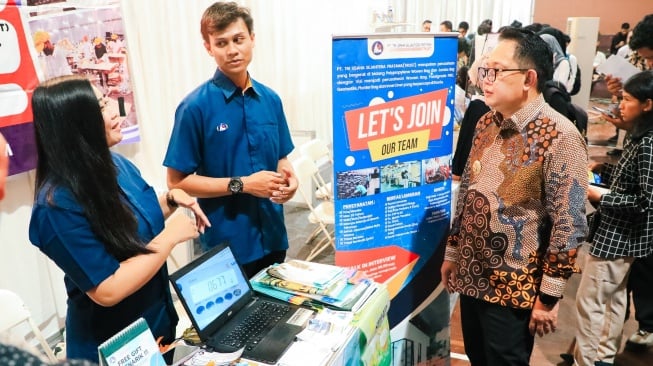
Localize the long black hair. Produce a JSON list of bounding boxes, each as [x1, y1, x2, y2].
[[624, 70, 653, 129], [32, 75, 151, 261]]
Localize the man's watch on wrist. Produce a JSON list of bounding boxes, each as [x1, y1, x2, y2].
[[228, 177, 243, 194], [539, 293, 560, 308]]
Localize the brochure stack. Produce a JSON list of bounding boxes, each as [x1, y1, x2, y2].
[[250, 259, 378, 312]]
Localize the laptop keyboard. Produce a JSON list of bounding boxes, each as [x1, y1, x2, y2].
[[218, 301, 290, 350]]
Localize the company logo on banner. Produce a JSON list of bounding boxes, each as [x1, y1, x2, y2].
[[368, 37, 434, 59], [332, 33, 458, 364]]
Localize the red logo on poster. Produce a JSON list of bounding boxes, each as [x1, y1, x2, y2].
[[0, 1, 39, 128]]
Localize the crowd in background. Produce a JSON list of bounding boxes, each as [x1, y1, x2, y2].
[[2, 4, 653, 366], [439, 12, 653, 366]]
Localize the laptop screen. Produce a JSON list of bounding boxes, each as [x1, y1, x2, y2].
[[171, 244, 252, 331]]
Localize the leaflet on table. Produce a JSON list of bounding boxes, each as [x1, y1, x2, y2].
[[296, 308, 355, 346], [182, 348, 243, 366], [266, 260, 347, 288], [250, 281, 320, 308], [348, 281, 380, 313], [277, 339, 335, 366], [286, 279, 371, 311], [255, 270, 347, 297], [286, 307, 357, 364], [253, 272, 374, 310]]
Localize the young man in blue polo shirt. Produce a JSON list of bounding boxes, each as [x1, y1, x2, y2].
[[163, 1, 297, 278]]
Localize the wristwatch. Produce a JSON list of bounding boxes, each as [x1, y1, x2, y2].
[[539, 293, 561, 308], [165, 190, 178, 208], [228, 177, 243, 194]]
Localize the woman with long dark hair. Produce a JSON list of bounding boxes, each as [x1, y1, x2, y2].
[[28, 75, 210, 362], [575, 70, 653, 365]]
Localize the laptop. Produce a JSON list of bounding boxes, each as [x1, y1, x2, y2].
[[169, 243, 314, 364]]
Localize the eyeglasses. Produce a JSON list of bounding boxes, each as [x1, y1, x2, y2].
[[477, 66, 529, 83]]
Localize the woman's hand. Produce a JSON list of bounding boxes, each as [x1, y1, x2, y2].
[[587, 185, 605, 204], [161, 212, 200, 246], [167, 188, 210, 233], [588, 161, 604, 173], [601, 112, 623, 127]]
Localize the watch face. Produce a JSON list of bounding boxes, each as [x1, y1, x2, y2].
[[229, 177, 243, 194]]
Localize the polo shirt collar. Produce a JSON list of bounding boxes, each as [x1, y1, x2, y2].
[[211, 68, 259, 98], [492, 94, 546, 132]]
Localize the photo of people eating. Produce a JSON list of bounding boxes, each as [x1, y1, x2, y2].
[[29, 3, 139, 142]]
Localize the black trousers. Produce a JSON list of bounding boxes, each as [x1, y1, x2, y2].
[[241, 250, 286, 279], [459, 294, 534, 366], [629, 254, 653, 332]]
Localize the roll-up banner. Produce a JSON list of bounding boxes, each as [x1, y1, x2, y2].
[[332, 33, 457, 364]]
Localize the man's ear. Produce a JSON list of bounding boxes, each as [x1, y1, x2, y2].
[[524, 69, 537, 89], [203, 41, 212, 55]]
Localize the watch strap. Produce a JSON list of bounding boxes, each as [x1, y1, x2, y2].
[[229, 177, 243, 194], [166, 191, 178, 208], [539, 293, 560, 307]]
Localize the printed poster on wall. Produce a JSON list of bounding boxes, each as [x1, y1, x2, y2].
[[0, 1, 40, 175], [27, 1, 140, 144], [0, 0, 140, 177], [332, 34, 457, 364]]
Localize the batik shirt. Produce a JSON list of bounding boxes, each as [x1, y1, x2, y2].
[[629, 51, 652, 72], [445, 94, 588, 309]]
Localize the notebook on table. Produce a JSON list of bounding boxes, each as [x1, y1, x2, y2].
[[169, 243, 314, 365]]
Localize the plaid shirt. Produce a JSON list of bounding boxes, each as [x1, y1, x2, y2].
[[445, 95, 588, 308], [590, 122, 653, 259]]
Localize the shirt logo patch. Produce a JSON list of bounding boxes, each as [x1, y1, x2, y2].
[[217, 123, 229, 132]]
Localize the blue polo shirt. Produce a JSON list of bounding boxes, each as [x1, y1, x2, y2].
[[29, 153, 178, 362], [164, 69, 294, 264]]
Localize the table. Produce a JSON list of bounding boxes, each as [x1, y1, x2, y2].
[[76, 61, 119, 87], [323, 285, 391, 366], [106, 53, 126, 64], [76, 61, 118, 74], [176, 284, 391, 366]]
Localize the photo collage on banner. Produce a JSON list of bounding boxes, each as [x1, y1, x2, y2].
[[0, 0, 139, 177], [332, 34, 458, 364]]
